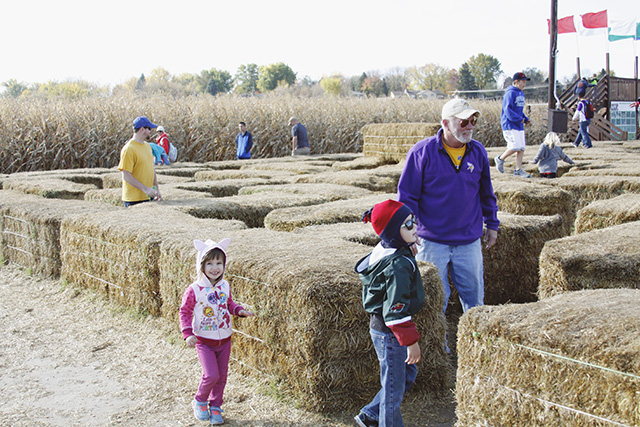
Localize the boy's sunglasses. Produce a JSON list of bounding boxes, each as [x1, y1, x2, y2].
[[401, 215, 416, 231]]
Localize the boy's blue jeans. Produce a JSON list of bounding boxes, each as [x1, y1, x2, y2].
[[417, 238, 484, 314], [574, 120, 593, 148], [361, 328, 417, 427]]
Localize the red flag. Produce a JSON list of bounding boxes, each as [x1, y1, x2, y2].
[[547, 16, 577, 34], [581, 10, 608, 29]]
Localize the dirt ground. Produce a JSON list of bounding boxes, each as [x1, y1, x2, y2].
[[0, 264, 456, 426]]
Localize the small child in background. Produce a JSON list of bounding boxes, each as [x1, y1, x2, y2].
[[354, 200, 424, 427], [148, 142, 170, 165], [179, 238, 255, 425], [572, 94, 594, 148], [530, 132, 575, 178]]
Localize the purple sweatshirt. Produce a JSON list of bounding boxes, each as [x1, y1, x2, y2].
[[397, 129, 499, 246]]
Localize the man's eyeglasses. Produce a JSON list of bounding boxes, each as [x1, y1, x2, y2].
[[401, 215, 416, 231], [143, 127, 152, 131], [458, 115, 478, 127]]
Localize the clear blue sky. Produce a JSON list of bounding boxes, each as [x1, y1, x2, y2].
[[1, 0, 638, 88]]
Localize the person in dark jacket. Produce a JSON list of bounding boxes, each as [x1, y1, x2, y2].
[[354, 199, 424, 427], [397, 98, 499, 350]]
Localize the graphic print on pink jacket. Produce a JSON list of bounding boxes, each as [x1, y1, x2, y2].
[[179, 238, 244, 342]]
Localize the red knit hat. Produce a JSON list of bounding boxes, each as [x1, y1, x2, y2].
[[362, 199, 413, 248]]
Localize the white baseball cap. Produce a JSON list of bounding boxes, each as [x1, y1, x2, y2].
[[441, 98, 480, 121]]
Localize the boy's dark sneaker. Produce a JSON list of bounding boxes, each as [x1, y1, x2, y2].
[[354, 411, 378, 427]]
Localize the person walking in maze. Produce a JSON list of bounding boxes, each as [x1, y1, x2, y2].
[[397, 98, 499, 353], [179, 238, 255, 425], [354, 199, 424, 427]]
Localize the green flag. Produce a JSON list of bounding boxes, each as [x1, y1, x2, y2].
[[608, 19, 639, 41]]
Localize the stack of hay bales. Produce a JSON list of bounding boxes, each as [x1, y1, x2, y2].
[[294, 164, 403, 192], [456, 289, 640, 427], [538, 221, 640, 299], [3, 175, 99, 199], [60, 203, 246, 317], [483, 212, 566, 304], [492, 180, 574, 234], [574, 193, 640, 233], [264, 193, 394, 232], [84, 184, 213, 207], [361, 123, 441, 162], [164, 227, 448, 411], [546, 175, 640, 211], [176, 178, 285, 197], [0, 190, 117, 277]]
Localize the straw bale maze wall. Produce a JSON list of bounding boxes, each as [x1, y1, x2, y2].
[[2, 139, 640, 418]]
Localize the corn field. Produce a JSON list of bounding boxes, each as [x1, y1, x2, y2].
[[0, 93, 548, 174]]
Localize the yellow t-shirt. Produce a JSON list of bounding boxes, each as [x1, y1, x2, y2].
[[117, 139, 155, 202], [443, 143, 466, 167]]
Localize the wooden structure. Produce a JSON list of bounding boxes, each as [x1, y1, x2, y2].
[[558, 76, 639, 141]]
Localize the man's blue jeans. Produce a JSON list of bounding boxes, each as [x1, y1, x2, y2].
[[361, 328, 417, 427], [417, 238, 484, 314], [574, 120, 592, 148]]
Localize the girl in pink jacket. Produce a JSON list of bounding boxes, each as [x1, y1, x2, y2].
[[179, 238, 254, 424]]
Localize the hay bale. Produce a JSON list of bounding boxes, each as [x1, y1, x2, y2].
[[292, 221, 380, 247], [194, 168, 295, 181], [544, 175, 640, 211], [84, 184, 213, 207], [492, 180, 574, 234], [456, 289, 640, 427], [264, 193, 395, 231], [102, 171, 197, 190], [562, 162, 640, 177], [482, 212, 566, 305], [575, 193, 640, 233], [538, 221, 640, 299], [330, 155, 396, 171], [161, 228, 449, 411], [174, 178, 285, 197], [361, 123, 441, 161], [238, 183, 371, 199], [240, 161, 332, 175], [294, 164, 403, 192], [167, 188, 367, 228], [2, 176, 98, 199], [0, 190, 117, 277], [59, 204, 246, 316]]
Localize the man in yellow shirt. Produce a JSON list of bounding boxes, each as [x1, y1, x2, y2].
[[118, 116, 162, 207]]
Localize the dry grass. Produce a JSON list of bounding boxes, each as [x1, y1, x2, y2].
[[0, 94, 549, 174]]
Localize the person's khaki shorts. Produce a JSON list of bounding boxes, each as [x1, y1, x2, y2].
[[292, 147, 310, 156]]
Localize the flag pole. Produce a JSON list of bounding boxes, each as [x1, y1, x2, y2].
[[549, 0, 558, 109]]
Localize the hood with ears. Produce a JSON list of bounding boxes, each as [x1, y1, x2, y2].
[[194, 238, 230, 281]]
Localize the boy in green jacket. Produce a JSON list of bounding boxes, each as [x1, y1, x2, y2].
[[354, 199, 425, 427]]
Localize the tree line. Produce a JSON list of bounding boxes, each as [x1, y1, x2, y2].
[[2, 53, 585, 100]]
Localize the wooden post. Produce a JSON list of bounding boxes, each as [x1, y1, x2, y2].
[[606, 53, 611, 121], [548, 0, 558, 109], [633, 56, 640, 139]]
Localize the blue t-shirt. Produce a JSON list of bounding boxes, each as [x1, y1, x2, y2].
[[291, 123, 309, 148]]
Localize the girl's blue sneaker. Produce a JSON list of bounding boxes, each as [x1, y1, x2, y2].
[[210, 406, 224, 425], [192, 399, 210, 421]]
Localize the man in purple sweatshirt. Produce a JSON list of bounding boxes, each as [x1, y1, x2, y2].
[[398, 98, 499, 345]]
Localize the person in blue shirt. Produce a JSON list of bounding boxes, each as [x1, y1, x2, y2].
[[495, 72, 531, 178], [288, 117, 310, 156], [236, 122, 253, 160]]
